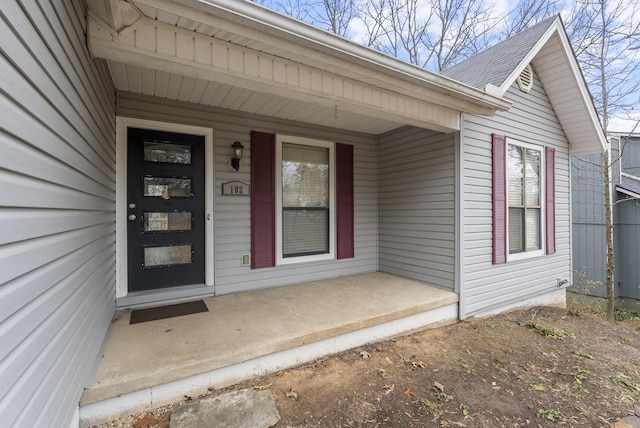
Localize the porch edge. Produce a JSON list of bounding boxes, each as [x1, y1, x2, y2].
[[79, 303, 458, 426]]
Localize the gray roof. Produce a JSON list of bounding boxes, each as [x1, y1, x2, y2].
[[441, 15, 560, 90], [618, 175, 640, 198]]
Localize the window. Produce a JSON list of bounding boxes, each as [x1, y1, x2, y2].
[[492, 134, 554, 264], [276, 136, 335, 264], [507, 140, 544, 258], [250, 131, 354, 269]]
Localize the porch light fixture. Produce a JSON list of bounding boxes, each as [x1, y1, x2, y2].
[[231, 141, 244, 171]]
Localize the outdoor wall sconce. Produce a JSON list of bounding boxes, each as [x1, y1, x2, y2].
[[231, 141, 244, 171]]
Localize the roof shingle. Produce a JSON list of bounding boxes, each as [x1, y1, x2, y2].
[[441, 15, 560, 90]]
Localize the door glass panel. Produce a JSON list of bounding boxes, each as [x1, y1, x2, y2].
[[143, 176, 192, 198], [143, 244, 192, 267], [143, 212, 192, 232], [144, 142, 192, 164]]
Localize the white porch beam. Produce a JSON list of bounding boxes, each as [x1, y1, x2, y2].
[[104, 0, 142, 32], [88, 14, 462, 133], [131, 0, 510, 116]]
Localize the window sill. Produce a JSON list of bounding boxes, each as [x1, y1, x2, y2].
[[277, 253, 335, 266], [507, 249, 545, 263]]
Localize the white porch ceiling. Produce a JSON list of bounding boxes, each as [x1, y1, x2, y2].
[[107, 63, 404, 135], [87, 0, 510, 136]]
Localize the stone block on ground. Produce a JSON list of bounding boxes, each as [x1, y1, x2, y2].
[[169, 388, 280, 428]]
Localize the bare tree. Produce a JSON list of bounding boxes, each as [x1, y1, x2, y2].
[[359, 0, 497, 71], [501, 0, 562, 37], [313, 0, 359, 37], [567, 0, 640, 320], [256, 0, 314, 22], [358, 0, 428, 63], [424, 0, 498, 71]]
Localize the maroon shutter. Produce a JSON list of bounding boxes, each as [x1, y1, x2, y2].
[[336, 143, 354, 259], [545, 147, 556, 255], [492, 134, 507, 264], [250, 131, 275, 268]]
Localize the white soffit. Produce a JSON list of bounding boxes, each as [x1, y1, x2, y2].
[[498, 18, 607, 154], [107, 63, 403, 134], [87, 0, 510, 134]]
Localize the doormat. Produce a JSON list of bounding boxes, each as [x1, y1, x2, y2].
[[129, 300, 208, 324]]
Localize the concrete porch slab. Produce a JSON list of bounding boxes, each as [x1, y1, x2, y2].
[[79, 272, 458, 426]]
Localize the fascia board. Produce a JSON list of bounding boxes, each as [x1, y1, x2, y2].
[[499, 18, 562, 94], [496, 16, 607, 154], [130, 0, 510, 114], [552, 22, 608, 153], [616, 186, 640, 199]]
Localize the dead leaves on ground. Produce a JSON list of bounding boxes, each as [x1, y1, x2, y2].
[[285, 388, 298, 400], [383, 384, 395, 395], [133, 416, 159, 428], [402, 388, 416, 399]]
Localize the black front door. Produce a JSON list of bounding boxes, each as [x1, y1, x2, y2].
[[127, 128, 205, 292]]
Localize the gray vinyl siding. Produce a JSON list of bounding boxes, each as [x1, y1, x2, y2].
[[622, 136, 640, 177], [617, 136, 640, 300], [378, 127, 455, 291], [617, 199, 640, 300], [0, 1, 116, 427], [571, 155, 607, 297], [570, 137, 640, 300], [117, 92, 378, 296], [461, 69, 571, 317]]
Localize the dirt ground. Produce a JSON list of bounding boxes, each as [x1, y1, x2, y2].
[[96, 306, 640, 428]]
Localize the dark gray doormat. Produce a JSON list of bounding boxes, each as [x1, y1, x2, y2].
[[129, 300, 208, 324]]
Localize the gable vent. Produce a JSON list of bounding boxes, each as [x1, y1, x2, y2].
[[517, 64, 533, 93]]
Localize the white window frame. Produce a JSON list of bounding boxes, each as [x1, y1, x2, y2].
[[506, 138, 546, 262], [275, 135, 336, 265]]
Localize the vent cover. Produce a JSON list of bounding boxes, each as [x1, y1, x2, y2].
[[517, 64, 533, 92]]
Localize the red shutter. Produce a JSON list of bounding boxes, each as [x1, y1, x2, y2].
[[492, 134, 507, 264], [336, 143, 354, 259], [250, 131, 275, 268], [545, 147, 556, 255]]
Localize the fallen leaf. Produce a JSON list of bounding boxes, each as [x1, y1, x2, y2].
[[402, 388, 415, 398], [377, 368, 389, 378], [434, 382, 445, 392], [252, 383, 273, 390], [412, 361, 427, 368], [383, 384, 395, 395], [133, 416, 159, 428], [360, 351, 371, 359], [286, 389, 298, 400]]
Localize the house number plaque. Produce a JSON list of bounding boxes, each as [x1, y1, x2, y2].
[[222, 181, 250, 196]]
